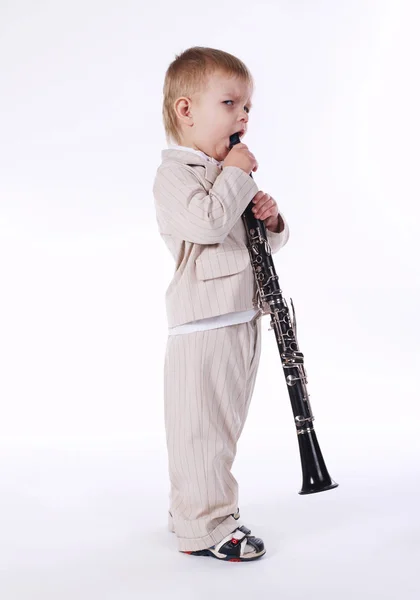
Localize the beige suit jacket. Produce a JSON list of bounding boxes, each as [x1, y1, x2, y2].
[[153, 148, 290, 328]]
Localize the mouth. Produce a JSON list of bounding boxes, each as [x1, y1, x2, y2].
[[227, 129, 246, 149]]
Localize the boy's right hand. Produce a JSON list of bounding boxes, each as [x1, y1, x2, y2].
[[224, 143, 258, 175]]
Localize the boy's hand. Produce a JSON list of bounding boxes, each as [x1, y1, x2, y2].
[[224, 142, 258, 174], [252, 191, 283, 232]]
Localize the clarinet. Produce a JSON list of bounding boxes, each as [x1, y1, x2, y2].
[[229, 132, 338, 494]]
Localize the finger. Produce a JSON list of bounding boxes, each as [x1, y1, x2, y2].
[[260, 209, 277, 221], [256, 205, 277, 220], [256, 197, 276, 215], [252, 194, 272, 213], [252, 192, 269, 206], [252, 191, 265, 203]]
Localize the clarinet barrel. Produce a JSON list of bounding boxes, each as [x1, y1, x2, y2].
[[229, 132, 338, 495]]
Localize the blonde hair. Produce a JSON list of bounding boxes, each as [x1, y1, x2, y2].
[[162, 46, 254, 145]]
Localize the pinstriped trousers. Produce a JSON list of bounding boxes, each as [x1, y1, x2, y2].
[[163, 314, 262, 552]]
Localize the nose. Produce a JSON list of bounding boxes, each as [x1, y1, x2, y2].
[[238, 112, 248, 130]]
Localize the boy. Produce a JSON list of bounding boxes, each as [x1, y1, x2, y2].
[[152, 47, 289, 561]]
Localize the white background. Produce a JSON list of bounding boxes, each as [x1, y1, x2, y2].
[[1, 0, 419, 598]]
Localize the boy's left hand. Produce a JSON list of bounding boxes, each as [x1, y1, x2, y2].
[[252, 191, 282, 232]]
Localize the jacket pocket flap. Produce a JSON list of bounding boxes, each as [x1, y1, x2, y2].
[[195, 249, 250, 281]]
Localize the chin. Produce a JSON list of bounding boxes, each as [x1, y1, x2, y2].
[[217, 148, 228, 163], [222, 143, 231, 156]]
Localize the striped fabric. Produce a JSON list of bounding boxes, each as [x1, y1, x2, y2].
[[165, 141, 259, 334], [164, 316, 262, 552], [153, 147, 290, 552], [168, 142, 224, 168], [153, 148, 290, 328]]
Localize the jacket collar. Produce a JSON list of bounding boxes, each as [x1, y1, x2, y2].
[[161, 148, 222, 185]]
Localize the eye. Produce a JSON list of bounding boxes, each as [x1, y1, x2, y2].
[[223, 100, 250, 113]]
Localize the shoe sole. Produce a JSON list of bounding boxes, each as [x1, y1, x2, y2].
[[181, 548, 266, 562]]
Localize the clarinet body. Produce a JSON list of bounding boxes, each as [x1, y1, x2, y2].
[[229, 132, 338, 494]]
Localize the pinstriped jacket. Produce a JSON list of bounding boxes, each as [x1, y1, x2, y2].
[[153, 148, 290, 328]]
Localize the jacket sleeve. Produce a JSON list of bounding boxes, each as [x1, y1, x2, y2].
[[153, 163, 259, 245], [266, 210, 290, 254]]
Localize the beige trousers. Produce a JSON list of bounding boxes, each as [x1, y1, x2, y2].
[[163, 315, 262, 552]]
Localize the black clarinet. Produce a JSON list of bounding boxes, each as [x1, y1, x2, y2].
[[229, 132, 338, 494]]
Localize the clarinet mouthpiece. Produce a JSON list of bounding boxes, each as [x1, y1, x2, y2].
[[229, 132, 241, 148]]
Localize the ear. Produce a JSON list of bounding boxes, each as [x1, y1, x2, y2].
[[174, 97, 193, 126]]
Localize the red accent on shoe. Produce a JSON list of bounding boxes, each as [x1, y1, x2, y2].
[[231, 538, 238, 545]]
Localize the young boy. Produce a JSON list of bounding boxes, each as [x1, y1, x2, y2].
[[152, 47, 290, 561]]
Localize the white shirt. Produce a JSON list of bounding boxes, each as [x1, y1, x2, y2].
[[166, 144, 260, 335]]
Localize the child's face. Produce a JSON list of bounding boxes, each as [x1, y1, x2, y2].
[[179, 70, 253, 162]]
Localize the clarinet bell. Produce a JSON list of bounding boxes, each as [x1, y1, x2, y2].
[[298, 429, 339, 494]]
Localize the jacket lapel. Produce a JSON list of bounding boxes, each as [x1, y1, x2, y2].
[[161, 149, 222, 186]]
